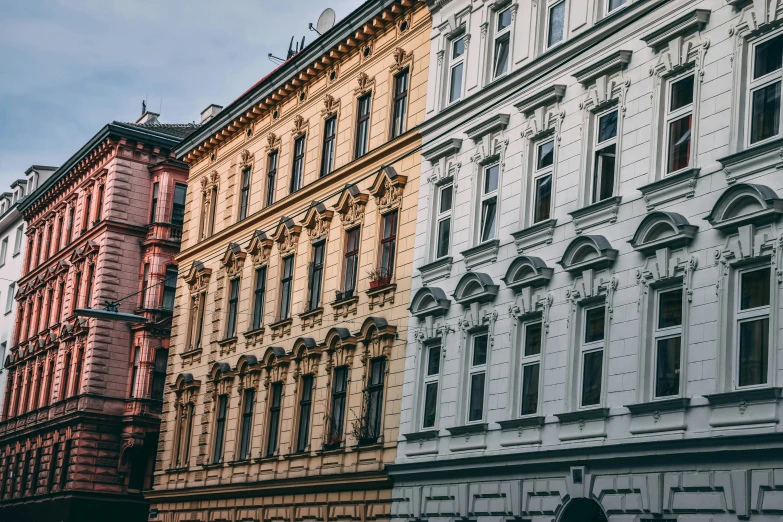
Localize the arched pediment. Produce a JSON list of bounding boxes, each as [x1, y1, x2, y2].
[[271, 216, 301, 255], [452, 272, 499, 306], [292, 337, 319, 359], [501, 256, 554, 292], [358, 316, 396, 340], [333, 184, 369, 228], [172, 372, 200, 392], [368, 166, 407, 213], [208, 362, 232, 381], [324, 327, 356, 350], [705, 183, 783, 232], [300, 202, 334, 241], [262, 346, 287, 366], [629, 211, 698, 254], [409, 287, 450, 319], [558, 235, 617, 274], [235, 354, 259, 373]]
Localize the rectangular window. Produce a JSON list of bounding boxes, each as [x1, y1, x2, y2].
[[750, 34, 783, 144], [379, 211, 397, 280], [279, 256, 294, 320], [238, 168, 251, 221], [266, 151, 278, 206], [13, 225, 23, 254], [151, 348, 168, 400], [308, 242, 325, 311], [480, 164, 499, 242], [321, 116, 337, 177], [130, 346, 141, 398], [266, 382, 283, 457], [468, 333, 488, 422], [665, 75, 694, 174], [365, 358, 385, 440], [581, 305, 605, 407], [654, 288, 683, 397], [94, 184, 104, 225], [66, 207, 74, 244], [84, 263, 94, 309], [608, 0, 627, 11], [252, 266, 267, 330], [238, 388, 255, 460], [547, 1, 566, 48], [162, 266, 178, 310], [533, 140, 554, 223], [521, 321, 542, 415], [212, 395, 228, 463], [226, 278, 240, 339], [493, 8, 512, 79], [171, 183, 187, 226], [449, 36, 466, 103], [391, 69, 409, 139], [592, 109, 618, 203], [82, 192, 92, 231], [422, 343, 441, 429], [342, 228, 360, 298], [53, 216, 62, 254], [290, 135, 306, 193], [328, 367, 348, 444], [296, 375, 314, 453], [72, 272, 82, 314], [191, 292, 206, 350], [150, 182, 159, 222], [140, 263, 150, 309], [736, 267, 771, 387], [435, 184, 453, 259], [355, 94, 371, 158], [0, 238, 7, 266]]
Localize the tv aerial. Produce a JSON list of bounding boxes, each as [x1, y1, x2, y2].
[[309, 8, 336, 36]]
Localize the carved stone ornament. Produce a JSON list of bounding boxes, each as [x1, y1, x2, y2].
[[369, 166, 407, 214], [201, 170, 219, 192], [292, 115, 306, 137], [333, 185, 369, 229], [184, 261, 212, 296], [391, 47, 413, 72], [300, 202, 334, 242], [271, 217, 302, 256], [321, 94, 339, 118], [355, 72, 375, 95], [220, 243, 247, 279], [239, 149, 253, 169], [266, 132, 281, 151], [247, 230, 273, 267]]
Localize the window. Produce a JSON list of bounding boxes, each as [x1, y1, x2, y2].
[[664, 75, 694, 174], [654, 288, 683, 398], [592, 109, 618, 203], [238, 388, 255, 460], [162, 266, 178, 310], [365, 358, 385, 440], [130, 346, 141, 398], [520, 321, 542, 415], [379, 211, 397, 280], [151, 348, 167, 400], [290, 135, 306, 193], [0, 238, 7, 267], [66, 207, 74, 244], [266, 151, 278, 207], [150, 183, 160, 223], [61, 351, 72, 400], [532, 140, 554, 223], [468, 333, 488, 422], [342, 228, 361, 298], [226, 278, 240, 339], [84, 264, 94, 308], [13, 225, 23, 255], [608, 0, 627, 12], [189, 292, 206, 350], [266, 382, 283, 457], [321, 116, 337, 177], [422, 343, 441, 429], [480, 164, 499, 242], [238, 168, 251, 221], [736, 267, 771, 387], [252, 266, 267, 330], [95, 184, 104, 224], [492, 9, 512, 79], [53, 215, 62, 253], [391, 69, 409, 139], [212, 395, 228, 463], [749, 34, 783, 144], [296, 375, 314, 453], [547, 1, 566, 48], [72, 272, 82, 314], [435, 184, 453, 259], [355, 94, 371, 158], [279, 256, 294, 320], [328, 367, 348, 445], [174, 401, 193, 468], [140, 263, 150, 309], [82, 192, 92, 231], [308, 242, 325, 311], [581, 305, 605, 407], [56, 280, 65, 322], [200, 186, 218, 239], [171, 184, 187, 226], [449, 36, 466, 102]]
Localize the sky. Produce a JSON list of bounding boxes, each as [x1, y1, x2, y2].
[[0, 0, 365, 187]]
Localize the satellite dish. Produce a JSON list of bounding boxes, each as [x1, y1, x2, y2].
[[316, 8, 336, 34]]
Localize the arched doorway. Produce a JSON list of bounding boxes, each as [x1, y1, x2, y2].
[[558, 498, 608, 522]]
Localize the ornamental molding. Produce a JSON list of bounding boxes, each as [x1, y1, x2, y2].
[[321, 94, 340, 118], [355, 72, 375, 96], [184, 261, 212, 296], [369, 166, 407, 214], [248, 230, 274, 267], [333, 185, 369, 229], [220, 243, 246, 279], [300, 202, 334, 242], [271, 217, 301, 257]]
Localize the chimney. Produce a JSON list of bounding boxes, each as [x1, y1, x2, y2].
[[201, 104, 223, 123], [136, 111, 160, 124]]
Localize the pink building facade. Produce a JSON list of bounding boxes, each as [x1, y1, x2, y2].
[[0, 113, 195, 522]]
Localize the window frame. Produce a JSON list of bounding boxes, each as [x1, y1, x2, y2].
[[212, 394, 228, 464], [355, 93, 372, 159], [734, 265, 772, 389], [606, 0, 628, 14], [491, 8, 512, 80], [238, 167, 251, 221], [421, 341, 442, 430], [279, 256, 294, 320], [479, 163, 499, 243], [531, 139, 555, 224], [238, 388, 255, 460], [162, 266, 178, 310], [365, 357, 386, 440], [308, 241, 325, 311], [150, 182, 159, 223], [391, 68, 410, 139], [663, 72, 696, 175], [265, 382, 283, 457], [342, 227, 361, 298], [448, 34, 466, 103], [320, 115, 337, 178], [328, 366, 349, 445], [466, 331, 489, 424], [266, 151, 278, 207], [578, 303, 606, 409], [378, 211, 398, 280], [747, 32, 783, 148], [296, 374, 314, 453], [591, 107, 619, 203], [171, 183, 187, 226], [252, 266, 267, 331], [652, 287, 684, 399], [290, 135, 306, 193], [225, 277, 240, 339], [546, 0, 567, 49], [434, 183, 453, 260], [519, 320, 543, 416]]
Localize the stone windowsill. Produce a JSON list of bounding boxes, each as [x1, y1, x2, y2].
[[330, 294, 360, 320], [299, 307, 324, 321], [510, 219, 557, 254], [461, 240, 500, 270], [217, 336, 237, 347], [179, 347, 202, 359], [496, 416, 546, 430], [254, 454, 280, 464], [638, 167, 699, 210], [242, 326, 265, 339], [555, 407, 610, 424], [626, 397, 691, 415], [418, 256, 452, 283], [568, 196, 621, 234], [366, 282, 396, 310], [704, 387, 782, 406], [446, 423, 488, 436], [201, 461, 225, 470], [718, 136, 783, 184], [269, 317, 293, 341], [402, 430, 439, 441], [165, 466, 190, 474]]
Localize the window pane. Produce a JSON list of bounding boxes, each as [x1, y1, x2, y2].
[[655, 337, 681, 397], [423, 382, 438, 428], [581, 351, 603, 407], [739, 318, 769, 387], [670, 76, 694, 111], [480, 198, 497, 242], [667, 115, 691, 173], [468, 372, 485, 421], [597, 111, 618, 143], [658, 289, 683, 329], [472, 335, 488, 366], [741, 268, 771, 309], [548, 1, 565, 46], [452, 37, 465, 58], [584, 307, 605, 343], [537, 141, 554, 170], [524, 322, 542, 356], [497, 8, 511, 31], [754, 35, 783, 79], [608, 0, 627, 11], [484, 165, 499, 194], [750, 82, 781, 144], [439, 185, 453, 213], [533, 174, 552, 223], [521, 363, 539, 415], [493, 35, 510, 78], [427, 345, 441, 375], [449, 62, 464, 103], [594, 145, 616, 201], [436, 218, 451, 258]]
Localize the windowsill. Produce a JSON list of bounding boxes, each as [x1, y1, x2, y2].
[[165, 466, 190, 474], [269, 317, 293, 341], [704, 387, 782, 406], [626, 397, 691, 415], [217, 337, 237, 347], [418, 256, 453, 284], [718, 136, 783, 183], [461, 239, 500, 270], [496, 416, 546, 430], [402, 430, 439, 441], [554, 407, 610, 424], [330, 294, 360, 320], [179, 347, 202, 360], [319, 441, 345, 453], [638, 167, 699, 210], [268, 317, 293, 329], [568, 196, 622, 234], [201, 461, 225, 470], [12, 252, 20, 258], [355, 436, 382, 447], [298, 307, 323, 320], [446, 423, 488, 436], [242, 326, 265, 338], [511, 219, 557, 254], [254, 454, 280, 464], [228, 458, 252, 467]]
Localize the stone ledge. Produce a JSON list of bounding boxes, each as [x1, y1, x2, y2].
[[511, 219, 557, 253], [418, 256, 452, 284], [461, 240, 500, 270], [569, 196, 621, 234], [638, 167, 699, 210]]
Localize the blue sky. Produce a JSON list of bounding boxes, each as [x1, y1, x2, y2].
[[0, 0, 364, 187]]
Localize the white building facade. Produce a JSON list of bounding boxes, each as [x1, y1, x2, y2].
[[391, 0, 783, 520], [0, 166, 56, 419]]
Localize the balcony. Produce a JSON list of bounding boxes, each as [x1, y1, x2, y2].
[[145, 222, 183, 242]]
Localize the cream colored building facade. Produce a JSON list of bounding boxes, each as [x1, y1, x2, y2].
[[147, 1, 430, 521]]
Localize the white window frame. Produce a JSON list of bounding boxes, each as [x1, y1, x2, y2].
[[421, 341, 442, 430], [531, 139, 554, 224], [591, 107, 619, 203], [448, 35, 466, 104], [733, 265, 772, 390], [491, 7, 512, 80], [520, 320, 543, 416], [746, 32, 783, 148], [606, 0, 628, 15], [467, 331, 489, 424], [479, 163, 499, 243], [652, 287, 684, 399], [434, 183, 453, 260], [579, 303, 605, 409], [663, 72, 696, 176], [546, 0, 567, 50]]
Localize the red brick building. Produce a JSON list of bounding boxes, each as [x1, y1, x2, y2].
[[0, 112, 196, 522]]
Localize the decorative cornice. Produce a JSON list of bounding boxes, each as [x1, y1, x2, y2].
[[514, 85, 566, 117], [465, 114, 510, 141], [422, 139, 463, 163], [641, 9, 711, 51], [573, 50, 633, 86]]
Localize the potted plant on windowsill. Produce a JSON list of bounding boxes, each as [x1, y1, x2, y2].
[[367, 267, 391, 289]]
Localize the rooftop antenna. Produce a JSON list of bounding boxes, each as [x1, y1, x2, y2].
[[310, 8, 336, 36]]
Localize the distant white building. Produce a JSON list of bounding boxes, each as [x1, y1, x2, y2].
[[0, 165, 56, 418]]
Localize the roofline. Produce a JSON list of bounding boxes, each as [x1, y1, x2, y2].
[[19, 121, 183, 214], [24, 165, 58, 175], [174, 0, 410, 158]]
